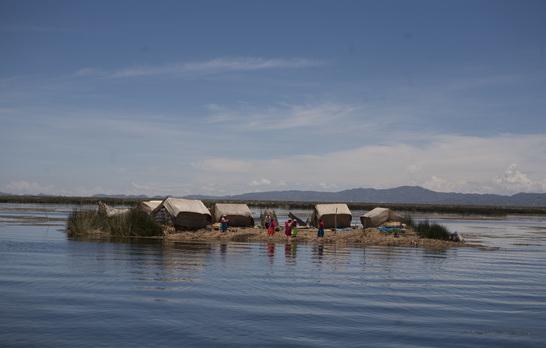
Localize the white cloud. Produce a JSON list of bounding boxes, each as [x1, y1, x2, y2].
[[493, 164, 546, 193], [249, 178, 272, 187], [191, 133, 546, 195], [76, 57, 323, 79], [4, 134, 545, 196]]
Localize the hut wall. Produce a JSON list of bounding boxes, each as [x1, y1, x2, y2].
[[174, 212, 211, 230], [313, 213, 352, 229], [152, 206, 173, 226]]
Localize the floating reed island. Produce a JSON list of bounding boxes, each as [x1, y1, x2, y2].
[[66, 197, 468, 249]]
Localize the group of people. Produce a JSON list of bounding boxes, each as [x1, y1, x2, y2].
[[221, 213, 326, 238], [263, 214, 277, 236], [264, 214, 325, 238]]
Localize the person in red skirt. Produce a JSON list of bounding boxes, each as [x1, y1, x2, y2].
[[284, 218, 293, 238], [267, 219, 277, 236]]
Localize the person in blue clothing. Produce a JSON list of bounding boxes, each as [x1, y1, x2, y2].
[[220, 215, 229, 233], [317, 218, 325, 238]]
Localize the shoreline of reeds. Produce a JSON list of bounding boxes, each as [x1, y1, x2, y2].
[[66, 208, 467, 249], [66, 209, 163, 238], [3, 195, 546, 216]]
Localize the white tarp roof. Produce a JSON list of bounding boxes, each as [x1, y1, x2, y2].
[[361, 207, 402, 227], [363, 207, 390, 218], [97, 201, 130, 217], [213, 203, 252, 220], [363, 207, 401, 220], [139, 200, 162, 211], [311, 203, 352, 228], [314, 204, 352, 217], [154, 197, 211, 218]]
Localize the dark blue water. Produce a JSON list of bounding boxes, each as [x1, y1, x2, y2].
[[1, 204, 546, 347]]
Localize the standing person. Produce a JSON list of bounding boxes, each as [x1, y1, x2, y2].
[[264, 214, 271, 230], [291, 220, 299, 237], [317, 218, 325, 238], [220, 215, 229, 233], [268, 218, 276, 236], [284, 218, 293, 238]]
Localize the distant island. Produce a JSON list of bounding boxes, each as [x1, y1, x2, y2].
[[186, 186, 546, 207]]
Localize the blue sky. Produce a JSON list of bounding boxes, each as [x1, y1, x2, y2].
[[1, 0, 546, 196]]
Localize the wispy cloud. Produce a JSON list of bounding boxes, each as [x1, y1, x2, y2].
[[75, 57, 324, 78], [205, 102, 357, 131]]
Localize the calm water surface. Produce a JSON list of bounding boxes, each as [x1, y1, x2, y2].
[[1, 204, 546, 347]]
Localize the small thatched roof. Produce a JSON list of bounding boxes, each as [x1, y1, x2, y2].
[[154, 197, 211, 218], [360, 207, 402, 228], [260, 208, 279, 227], [97, 201, 130, 217], [151, 197, 212, 230], [137, 200, 163, 214], [314, 204, 352, 217]]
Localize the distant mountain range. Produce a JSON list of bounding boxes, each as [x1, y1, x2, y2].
[[2, 186, 546, 207], [187, 186, 546, 207]]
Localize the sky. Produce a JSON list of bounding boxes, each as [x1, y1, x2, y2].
[[1, 0, 546, 196]]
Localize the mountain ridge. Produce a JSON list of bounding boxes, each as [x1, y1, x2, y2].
[[186, 185, 546, 207]]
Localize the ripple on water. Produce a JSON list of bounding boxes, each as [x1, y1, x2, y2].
[[1, 206, 546, 347]]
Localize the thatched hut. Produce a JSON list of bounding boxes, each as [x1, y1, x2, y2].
[[260, 208, 279, 227], [136, 200, 162, 215], [97, 201, 130, 217], [310, 203, 352, 229], [360, 207, 402, 228], [213, 203, 254, 227], [152, 197, 211, 230]]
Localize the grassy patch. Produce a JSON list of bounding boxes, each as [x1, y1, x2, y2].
[[402, 215, 452, 240], [413, 220, 451, 240], [67, 209, 163, 238]]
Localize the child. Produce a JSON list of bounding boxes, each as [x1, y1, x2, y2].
[[220, 215, 229, 233], [291, 220, 298, 237]]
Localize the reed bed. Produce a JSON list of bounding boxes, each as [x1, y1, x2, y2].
[[66, 209, 163, 238]]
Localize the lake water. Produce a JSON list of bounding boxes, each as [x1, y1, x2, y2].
[[1, 203, 546, 347]]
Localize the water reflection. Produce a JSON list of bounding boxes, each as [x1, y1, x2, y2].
[[65, 238, 219, 286], [312, 243, 324, 262], [284, 241, 297, 264], [266, 242, 275, 263]]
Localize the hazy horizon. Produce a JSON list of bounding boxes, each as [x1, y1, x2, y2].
[[3, 184, 546, 198]]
